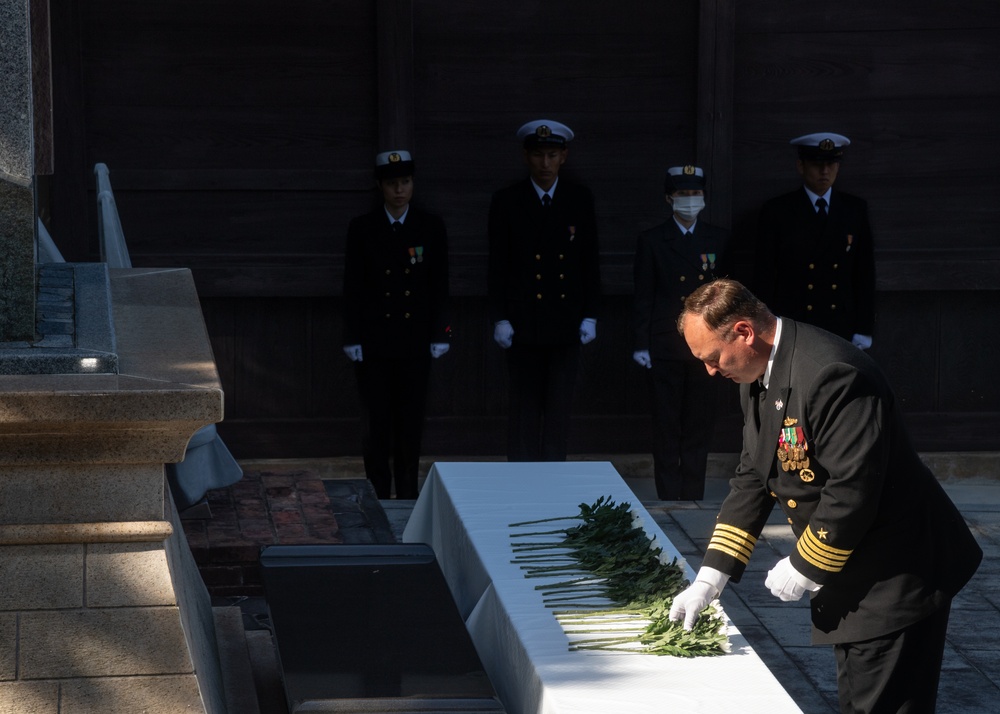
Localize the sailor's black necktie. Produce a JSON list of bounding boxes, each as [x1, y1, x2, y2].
[[816, 197, 828, 217], [392, 220, 402, 232], [542, 193, 552, 207]]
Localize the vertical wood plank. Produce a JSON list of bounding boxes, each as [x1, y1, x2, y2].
[[697, 0, 736, 230], [377, 0, 414, 152]]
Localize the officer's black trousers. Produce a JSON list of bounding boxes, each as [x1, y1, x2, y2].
[[355, 353, 430, 499], [648, 356, 717, 500], [833, 602, 951, 714], [505, 343, 579, 462]]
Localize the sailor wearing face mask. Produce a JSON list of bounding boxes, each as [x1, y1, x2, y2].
[[631, 165, 729, 500]]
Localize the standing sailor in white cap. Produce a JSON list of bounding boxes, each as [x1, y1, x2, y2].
[[487, 119, 602, 461], [753, 132, 875, 349], [632, 165, 729, 499], [342, 150, 451, 499]]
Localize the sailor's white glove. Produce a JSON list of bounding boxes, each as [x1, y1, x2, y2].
[[343, 345, 363, 362], [579, 318, 597, 345], [430, 343, 450, 358], [633, 350, 652, 368], [851, 334, 873, 350], [765, 556, 822, 602], [669, 566, 730, 630], [493, 321, 514, 349]]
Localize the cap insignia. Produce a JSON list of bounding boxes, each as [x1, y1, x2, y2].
[[819, 138, 835, 151], [683, 165, 696, 175], [388, 152, 402, 163], [536, 125, 552, 138]]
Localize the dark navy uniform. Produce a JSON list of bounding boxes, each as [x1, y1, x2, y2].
[[705, 319, 981, 710], [343, 203, 449, 498], [633, 216, 728, 498], [488, 120, 601, 461], [754, 187, 875, 340]]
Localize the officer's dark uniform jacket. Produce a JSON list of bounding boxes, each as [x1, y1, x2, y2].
[[754, 189, 876, 340], [633, 219, 728, 360], [487, 178, 601, 345], [343, 206, 450, 357], [703, 319, 982, 644]]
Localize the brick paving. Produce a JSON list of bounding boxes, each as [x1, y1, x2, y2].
[[181, 468, 343, 595]]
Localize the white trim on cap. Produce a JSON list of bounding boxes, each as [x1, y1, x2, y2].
[[789, 132, 851, 148], [375, 150, 413, 166], [516, 119, 574, 142]]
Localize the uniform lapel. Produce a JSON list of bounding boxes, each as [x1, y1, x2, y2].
[[753, 319, 796, 478]]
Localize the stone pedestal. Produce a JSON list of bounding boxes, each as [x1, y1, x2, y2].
[[0, 268, 227, 713]]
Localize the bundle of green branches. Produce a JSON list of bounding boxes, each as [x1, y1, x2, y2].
[[510, 495, 730, 657]]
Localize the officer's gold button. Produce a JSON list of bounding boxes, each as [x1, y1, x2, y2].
[[536, 293, 543, 300], [405, 268, 410, 274], [831, 284, 838, 290], [809, 263, 815, 269], [536, 254, 542, 260], [833, 263, 839, 269], [385, 292, 391, 297], [404, 312, 411, 318], [385, 269, 391, 275], [807, 284, 814, 290], [385, 313, 391, 318], [536, 274, 542, 280], [404, 290, 410, 296], [698, 274, 705, 280], [787, 499, 798, 509], [680, 275, 686, 282], [560, 294, 566, 299], [559, 254, 565, 259], [559, 274, 565, 279], [806, 305, 813, 311], [831, 304, 837, 310]]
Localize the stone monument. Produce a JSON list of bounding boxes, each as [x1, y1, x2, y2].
[[0, 2, 234, 712]]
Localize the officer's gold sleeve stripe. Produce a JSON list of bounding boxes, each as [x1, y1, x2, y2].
[[707, 524, 757, 565], [797, 528, 852, 573]]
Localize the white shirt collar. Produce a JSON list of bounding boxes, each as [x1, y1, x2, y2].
[[673, 217, 698, 234], [761, 317, 783, 389], [384, 205, 409, 224], [531, 177, 559, 201], [803, 185, 832, 211]]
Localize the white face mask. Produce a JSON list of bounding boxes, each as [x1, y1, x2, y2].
[[671, 194, 705, 221]]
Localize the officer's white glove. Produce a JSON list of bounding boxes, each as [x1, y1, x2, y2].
[[430, 343, 450, 359], [633, 350, 652, 369], [493, 321, 514, 349], [851, 334, 873, 350], [579, 318, 597, 345], [765, 556, 822, 602], [343, 345, 363, 362], [669, 566, 730, 630]]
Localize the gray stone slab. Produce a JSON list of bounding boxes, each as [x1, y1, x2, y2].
[[19, 608, 194, 678]]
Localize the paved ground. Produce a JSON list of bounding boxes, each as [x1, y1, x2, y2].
[[196, 454, 1000, 714]]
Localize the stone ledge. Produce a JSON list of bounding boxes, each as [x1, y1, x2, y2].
[[0, 520, 173, 545]]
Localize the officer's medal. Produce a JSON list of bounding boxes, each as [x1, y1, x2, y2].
[[777, 417, 810, 472]]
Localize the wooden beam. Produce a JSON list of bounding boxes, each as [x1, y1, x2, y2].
[[376, 0, 414, 153], [696, 0, 735, 230]]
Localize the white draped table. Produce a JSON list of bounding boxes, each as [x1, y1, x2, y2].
[[402, 461, 802, 714]]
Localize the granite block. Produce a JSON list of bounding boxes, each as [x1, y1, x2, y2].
[[0, 681, 59, 714], [0, 464, 164, 524], [0, 612, 15, 680], [19, 608, 194, 679], [0, 544, 84, 610], [87, 543, 176, 607], [59, 674, 204, 713]]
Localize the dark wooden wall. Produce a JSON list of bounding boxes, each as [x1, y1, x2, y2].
[[46, 0, 1000, 458]]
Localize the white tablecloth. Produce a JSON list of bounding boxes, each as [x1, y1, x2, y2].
[[402, 462, 802, 714]]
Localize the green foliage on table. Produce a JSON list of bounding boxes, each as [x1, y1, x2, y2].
[[510, 496, 730, 657]]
